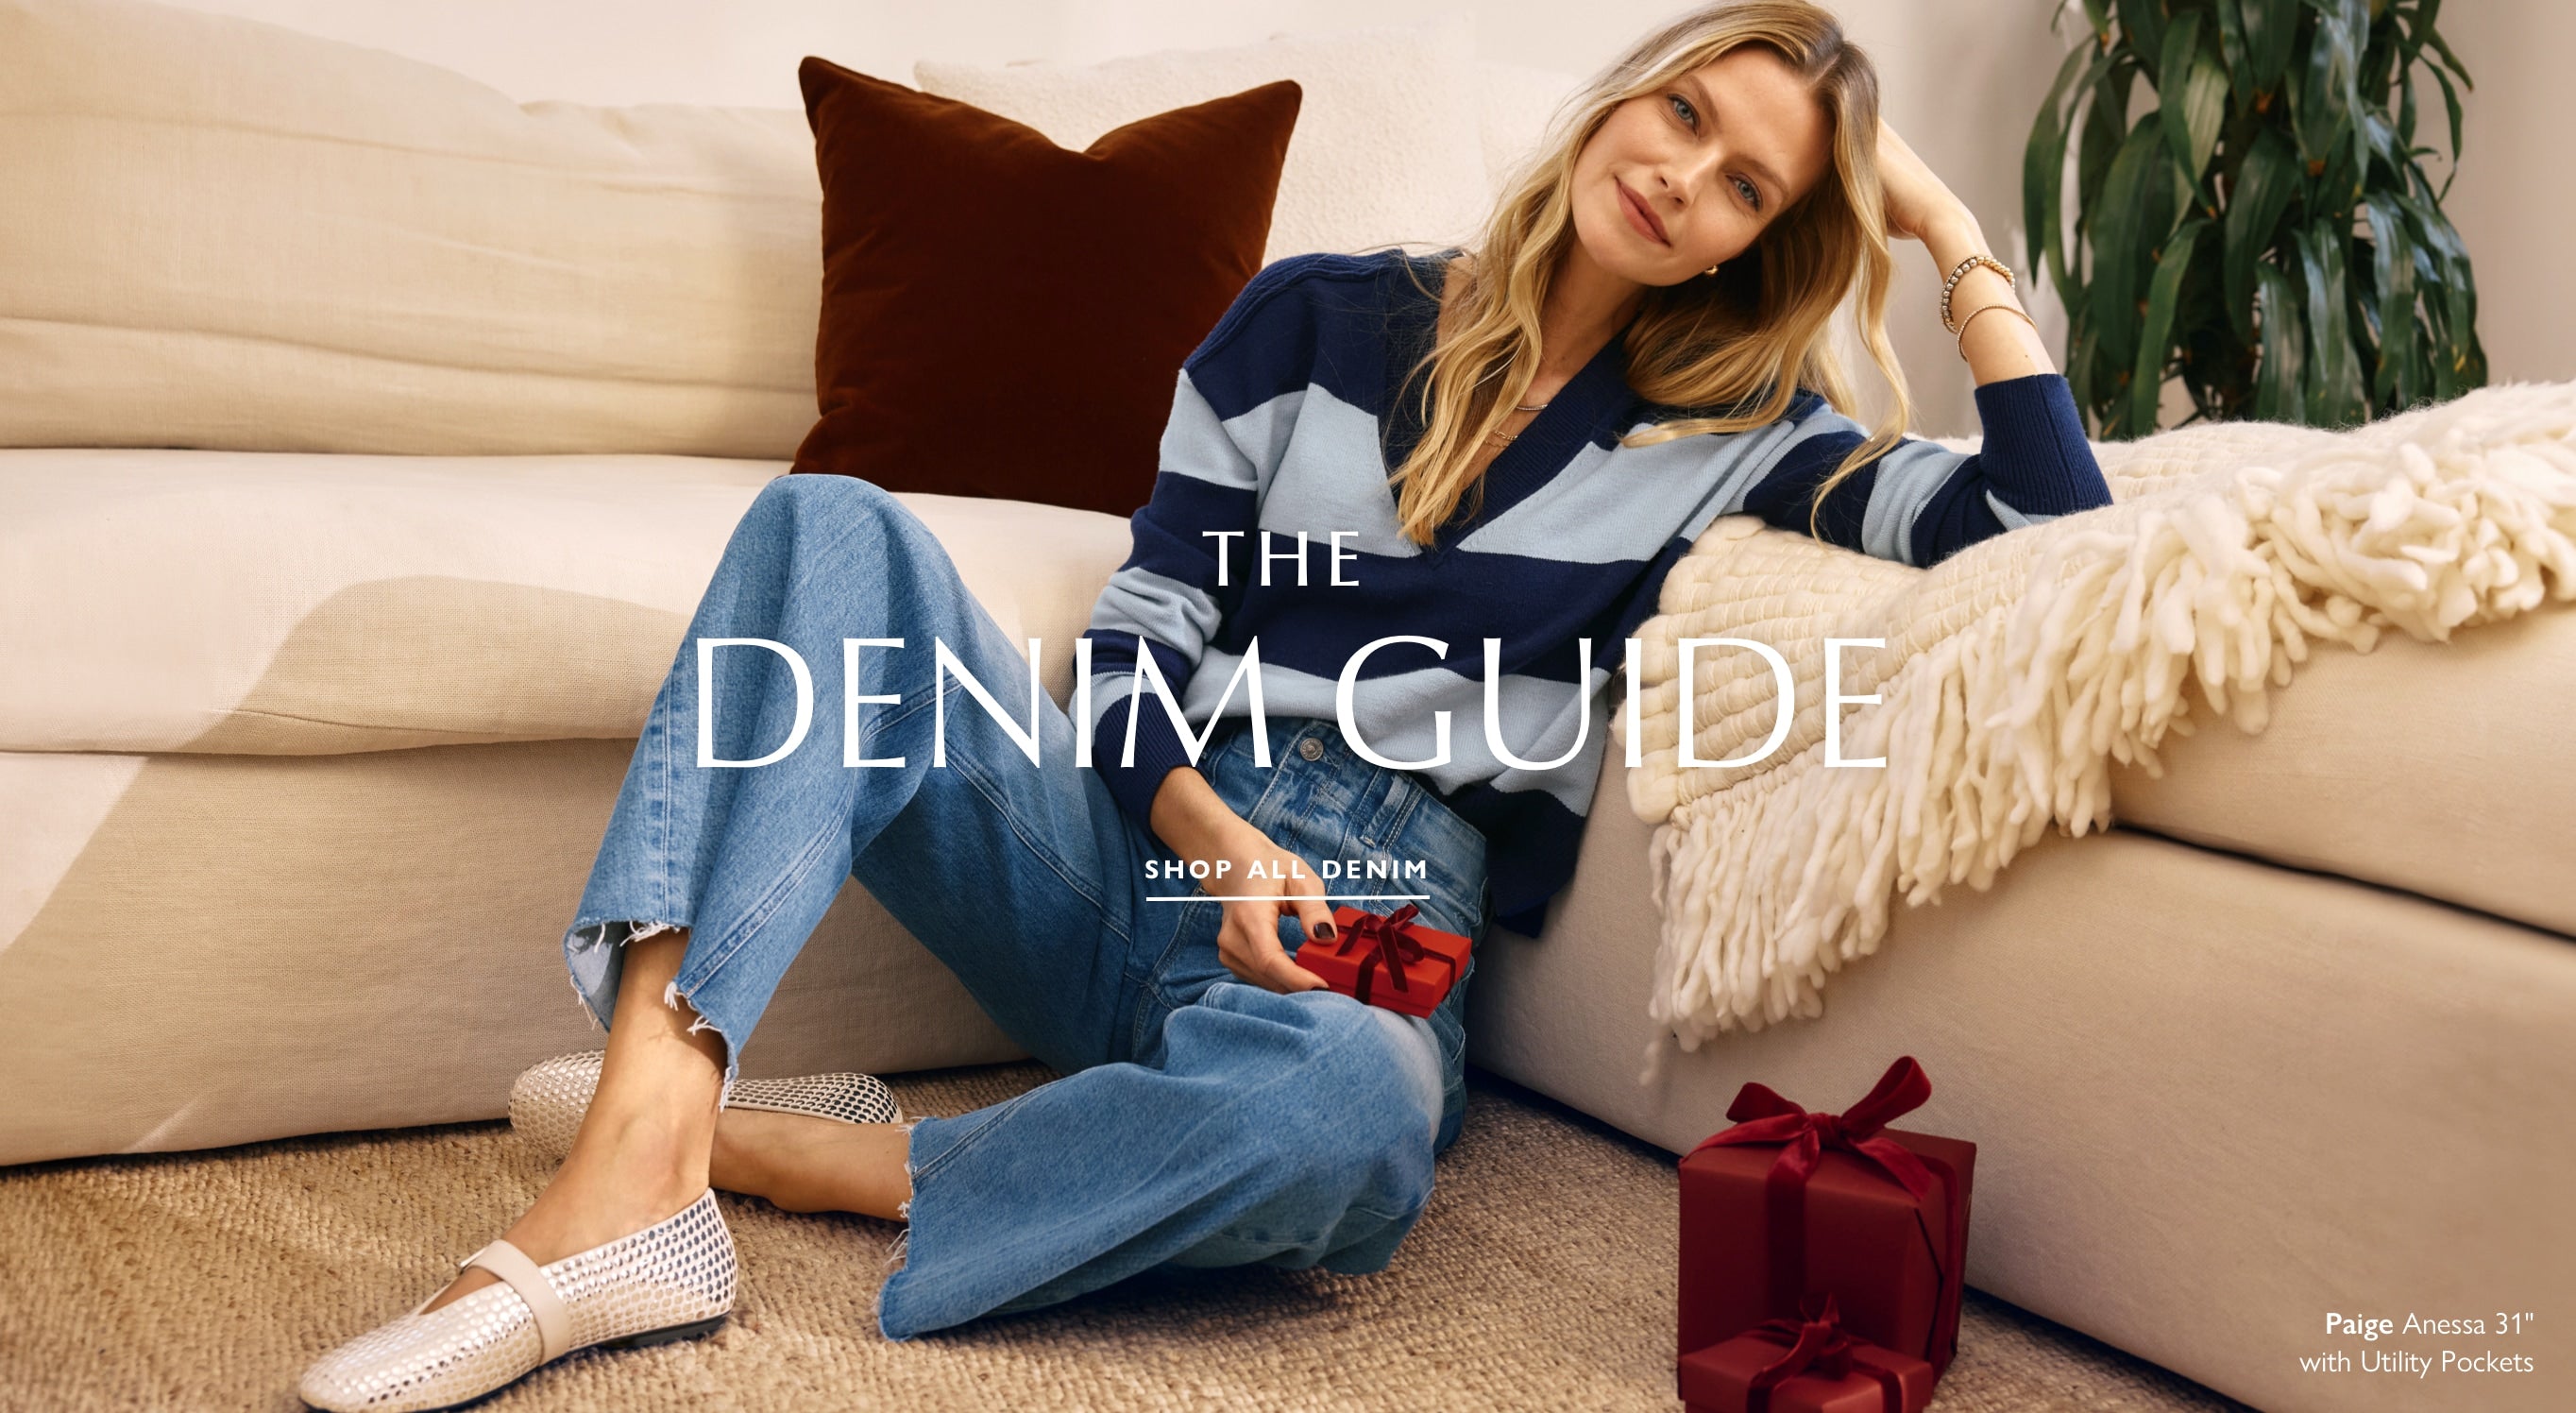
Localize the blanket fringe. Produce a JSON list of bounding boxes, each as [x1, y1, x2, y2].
[[1635, 383, 2576, 1079]]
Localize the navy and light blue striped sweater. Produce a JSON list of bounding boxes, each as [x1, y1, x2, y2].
[[1080, 249, 2110, 938]]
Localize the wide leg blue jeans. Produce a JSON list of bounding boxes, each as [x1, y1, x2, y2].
[[558, 475, 1491, 1339]]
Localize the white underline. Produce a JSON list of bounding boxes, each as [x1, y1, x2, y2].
[[1144, 894, 1432, 902]]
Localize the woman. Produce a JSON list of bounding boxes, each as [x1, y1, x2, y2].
[[301, 2, 2108, 1405]]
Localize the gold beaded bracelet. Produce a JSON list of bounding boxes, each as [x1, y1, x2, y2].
[[1939, 254, 2015, 334], [1954, 301, 2037, 361]]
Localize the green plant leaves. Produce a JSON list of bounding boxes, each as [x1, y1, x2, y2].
[[2295, 222, 2367, 426], [2131, 218, 2209, 434], [2076, 60, 2135, 221], [2082, 0, 2113, 44], [2390, 185, 2484, 397], [2360, 196, 2422, 408], [2296, 0, 2368, 169], [2215, 0, 2251, 97], [2025, 42, 2109, 309], [2222, 128, 2299, 343], [2118, 0, 2167, 80], [2091, 115, 2178, 364], [2158, 14, 2230, 196], [2237, 0, 2300, 95], [2254, 262, 2306, 421], [2424, 61, 2465, 197], [2025, 0, 2482, 436]]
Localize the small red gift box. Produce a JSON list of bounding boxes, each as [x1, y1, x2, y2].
[[1679, 1297, 1935, 1413], [1678, 1058, 1974, 1381], [1303, 903, 1469, 1018]]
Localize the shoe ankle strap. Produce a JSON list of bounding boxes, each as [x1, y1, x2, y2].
[[459, 1239, 572, 1362]]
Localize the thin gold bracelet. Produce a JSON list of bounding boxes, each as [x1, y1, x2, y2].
[[1954, 301, 2037, 361]]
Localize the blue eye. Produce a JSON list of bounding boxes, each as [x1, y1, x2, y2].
[[1667, 93, 1761, 212]]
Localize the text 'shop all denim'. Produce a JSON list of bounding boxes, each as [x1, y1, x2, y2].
[[560, 474, 1489, 1339]]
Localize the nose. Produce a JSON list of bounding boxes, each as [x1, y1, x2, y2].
[[1653, 143, 1725, 211]]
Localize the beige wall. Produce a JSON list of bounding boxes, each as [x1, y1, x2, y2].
[[2424, 2, 2576, 386], [176, 0, 2569, 433]]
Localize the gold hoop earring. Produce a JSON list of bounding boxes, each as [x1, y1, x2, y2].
[[1703, 264, 1721, 277]]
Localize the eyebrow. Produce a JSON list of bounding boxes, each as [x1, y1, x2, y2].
[[1682, 72, 1788, 209]]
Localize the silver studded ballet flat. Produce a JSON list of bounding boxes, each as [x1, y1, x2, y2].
[[297, 1186, 736, 1412], [510, 1049, 904, 1165]]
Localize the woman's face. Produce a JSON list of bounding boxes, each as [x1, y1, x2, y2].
[[1569, 45, 1835, 286]]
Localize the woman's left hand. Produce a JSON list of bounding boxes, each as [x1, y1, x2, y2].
[[1874, 120, 1965, 246]]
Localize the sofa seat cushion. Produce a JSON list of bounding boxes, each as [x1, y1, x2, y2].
[[0, 450, 1134, 755], [2104, 604, 2576, 937]]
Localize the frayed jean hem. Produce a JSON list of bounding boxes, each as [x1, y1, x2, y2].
[[563, 917, 743, 1093]]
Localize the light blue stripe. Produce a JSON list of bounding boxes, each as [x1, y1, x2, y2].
[[1255, 384, 1423, 558], [1860, 439, 1971, 566], [1983, 488, 2062, 531], [1159, 375, 1305, 495], [1086, 567, 1220, 671], [1457, 434, 1701, 562]]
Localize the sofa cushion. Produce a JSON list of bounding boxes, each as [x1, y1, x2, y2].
[[0, 0, 825, 459], [793, 60, 1296, 519], [0, 450, 1134, 756], [2104, 604, 2576, 938], [915, 20, 1493, 266]]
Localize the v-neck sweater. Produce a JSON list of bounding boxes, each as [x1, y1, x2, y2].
[[1080, 249, 2110, 939]]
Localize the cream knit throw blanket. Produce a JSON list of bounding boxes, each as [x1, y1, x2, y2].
[[1614, 383, 2576, 1068]]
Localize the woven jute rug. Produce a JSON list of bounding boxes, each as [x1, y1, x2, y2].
[[0, 1064, 2245, 1411]]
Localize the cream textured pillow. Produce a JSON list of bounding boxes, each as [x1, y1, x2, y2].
[[917, 21, 1494, 264], [0, 0, 823, 457]]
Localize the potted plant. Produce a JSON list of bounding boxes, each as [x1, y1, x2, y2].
[[2024, 0, 2482, 438]]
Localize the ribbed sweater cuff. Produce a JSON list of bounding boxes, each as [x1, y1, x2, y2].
[[1093, 692, 1201, 837], [1970, 373, 2099, 516]]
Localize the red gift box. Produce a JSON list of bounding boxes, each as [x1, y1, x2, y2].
[[1678, 1057, 1974, 1379], [1679, 1297, 1935, 1413], [1303, 903, 1469, 1018]]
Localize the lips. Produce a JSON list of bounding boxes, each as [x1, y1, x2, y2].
[[1617, 179, 1669, 246]]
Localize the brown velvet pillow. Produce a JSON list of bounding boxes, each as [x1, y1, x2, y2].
[[792, 59, 1301, 517]]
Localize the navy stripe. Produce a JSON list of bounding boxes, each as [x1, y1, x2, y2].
[[1432, 779, 1589, 933], [1185, 253, 1390, 421]]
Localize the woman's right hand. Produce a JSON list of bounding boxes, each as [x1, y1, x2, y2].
[[1150, 766, 1335, 995], [1194, 815, 1336, 995]]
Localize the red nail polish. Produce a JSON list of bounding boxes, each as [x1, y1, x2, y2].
[[1314, 921, 1334, 939]]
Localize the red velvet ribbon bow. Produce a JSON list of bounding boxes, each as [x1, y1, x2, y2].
[[1686, 1057, 1963, 1373], [1332, 902, 1455, 1007], [1740, 1295, 1907, 1413]]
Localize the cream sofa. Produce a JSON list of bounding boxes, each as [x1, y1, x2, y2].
[[4, 3, 2570, 1411]]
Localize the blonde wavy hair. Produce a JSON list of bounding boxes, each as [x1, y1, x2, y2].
[[1387, 0, 1907, 545]]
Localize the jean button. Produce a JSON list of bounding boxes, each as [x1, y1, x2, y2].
[[1297, 738, 1324, 761]]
